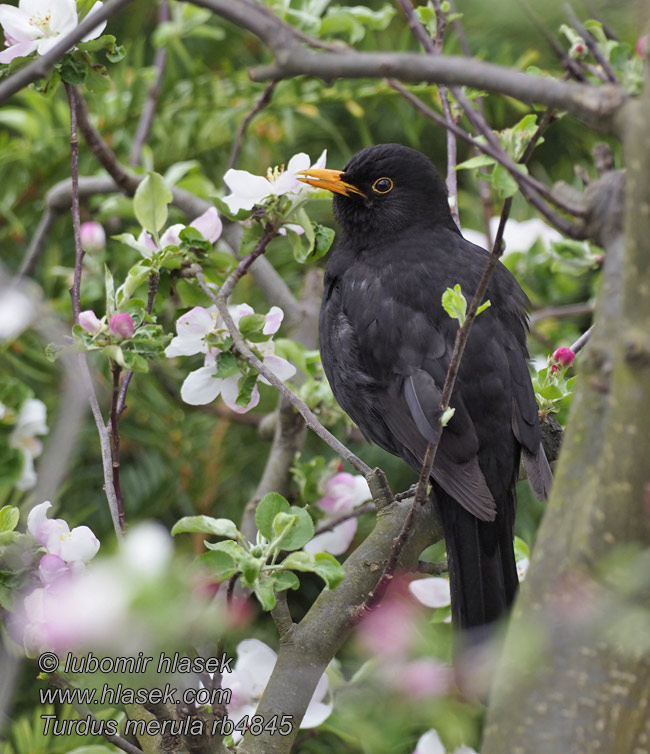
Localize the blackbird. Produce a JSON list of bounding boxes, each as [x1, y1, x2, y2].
[[298, 143, 552, 630]]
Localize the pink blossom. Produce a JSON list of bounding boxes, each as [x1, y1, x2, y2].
[[357, 593, 419, 658], [80, 221, 106, 252], [636, 35, 648, 57], [138, 207, 223, 251], [27, 501, 100, 564], [397, 658, 452, 699], [79, 310, 102, 334], [552, 347, 575, 367], [408, 577, 451, 609], [109, 313, 135, 339], [38, 553, 71, 585]]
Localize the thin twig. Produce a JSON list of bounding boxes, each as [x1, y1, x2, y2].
[[564, 4, 619, 85], [529, 301, 593, 326], [192, 264, 371, 476], [64, 83, 84, 325], [313, 503, 375, 536], [570, 323, 594, 354], [130, 0, 170, 166], [49, 674, 143, 754], [417, 559, 448, 575], [227, 82, 277, 171], [109, 363, 126, 530], [116, 272, 160, 416]]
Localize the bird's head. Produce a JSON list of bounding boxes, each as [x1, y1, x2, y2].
[[297, 143, 456, 240]]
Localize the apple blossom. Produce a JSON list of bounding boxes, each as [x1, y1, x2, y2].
[[225, 639, 332, 742], [79, 309, 103, 334], [0, 0, 107, 64], [462, 216, 562, 255], [80, 221, 106, 252], [517, 556, 530, 581], [27, 501, 100, 564], [304, 471, 371, 556], [136, 206, 222, 256], [0, 285, 33, 341], [408, 576, 451, 609], [165, 303, 295, 413], [222, 150, 327, 215], [109, 312, 135, 338], [9, 398, 48, 490], [552, 346, 576, 367]]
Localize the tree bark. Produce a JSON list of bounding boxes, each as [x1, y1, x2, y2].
[[482, 73, 650, 754]]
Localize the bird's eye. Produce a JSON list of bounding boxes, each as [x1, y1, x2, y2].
[[372, 177, 393, 194]]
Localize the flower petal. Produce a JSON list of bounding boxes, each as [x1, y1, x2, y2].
[[165, 307, 214, 357], [219, 374, 260, 414], [304, 519, 357, 556], [408, 577, 451, 608], [301, 698, 333, 728], [0, 286, 34, 341], [191, 207, 222, 243], [180, 365, 223, 405], [27, 501, 52, 541], [311, 148, 327, 170], [414, 729, 446, 754], [59, 526, 100, 563], [274, 152, 310, 194], [0, 38, 38, 62], [228, 303, 254, 327], [80, 1, 107, 41], [223, 169, 273, 208], [0, 5, 39, 42], [38, 553, 70, 585], [262, 306, 284, 335], [160, 223, 184, 247], [259, 355, 295, 385], [230, 639, 277, 698]]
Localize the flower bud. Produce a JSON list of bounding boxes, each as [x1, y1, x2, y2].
[[80, 222, 106, 252], [109, 313, 135, 339], [552, 347, 575, 367], [79, 310, 102, 334], [636, 35, 648, 57]]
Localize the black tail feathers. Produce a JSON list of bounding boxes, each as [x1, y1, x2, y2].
[[435, 488, 518, 631]]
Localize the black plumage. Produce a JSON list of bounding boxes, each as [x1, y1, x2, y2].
[[298, 143, 552, 631]]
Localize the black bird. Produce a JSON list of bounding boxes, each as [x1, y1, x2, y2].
[[298, 144, 552, 630]]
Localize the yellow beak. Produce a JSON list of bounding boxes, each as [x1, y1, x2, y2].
[[296, 168, 366, 198]]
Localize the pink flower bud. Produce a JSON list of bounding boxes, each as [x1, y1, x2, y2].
[[80, 222, 106, 252], [552, 347, 575, 367], [109, 313, 135, 339], [550, 364, 560, 375], [636, 35, 648, 57], [79, 310, 102, 334]]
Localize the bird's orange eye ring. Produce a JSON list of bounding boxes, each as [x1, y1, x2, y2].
[[372, 177, 393, 194]]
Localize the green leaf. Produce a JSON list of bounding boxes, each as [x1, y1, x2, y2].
[[282, 551, 345, 589], [236, 372, 258, 408], [197, 550, 238, 581], [238, 313, 267, 341], [102, 344, 127, 369], [134, 172, 173, 235], [441, 284, 467, 325], [272, 507, 315, 551], [240, 554, 262, 587], [106, 44, 126, 63], [491, 163, 523, 199], [171, 515, 239, 539], [256, 492, 291, 540], [212, 195, 252, 222], [59, 53, 87, 85], [253, 577, 276, 610], [76, 34, 117, 53], [203, 539, 247, 564], [271, 571, 300, 591], [0, 506, 19, 534], [214, 352, 240, 379], [178, 226, 211, 252], [311, 223, 335, 261], [455, 154, 496, 171], [476, 300, 491, 316], [514, 536, 530, 562], [121, 351, 148, 373]]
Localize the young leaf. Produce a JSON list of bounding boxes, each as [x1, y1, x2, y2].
[[441, 284, 467, 325], [197, 550, 238, 581], [256, 492, 291, 540], [254, 577, 276, 611], [171, 515, 239, 539], [214, 352, 240, 379], [272, 507, 315, 551], [134, 172, 173, 235], [0, 506, 19, 534]]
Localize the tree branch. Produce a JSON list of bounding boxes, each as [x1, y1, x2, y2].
[[0, 0, 134, 105], [227, 82, 277, 171], [129, 0, 170, 166]]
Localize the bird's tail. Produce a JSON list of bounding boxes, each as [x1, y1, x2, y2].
[[435, 487, 518, 631]]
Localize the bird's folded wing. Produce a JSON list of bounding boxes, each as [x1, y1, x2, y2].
[[388, 369, 497, 522]]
